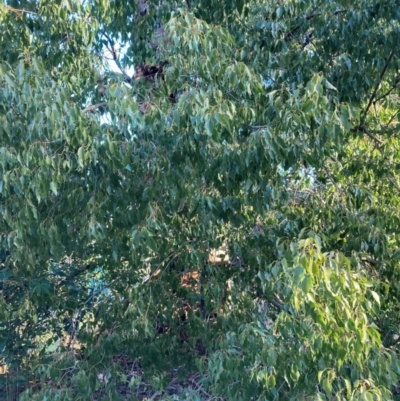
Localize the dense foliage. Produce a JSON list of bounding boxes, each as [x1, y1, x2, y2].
[[1, 0, 400, 399]]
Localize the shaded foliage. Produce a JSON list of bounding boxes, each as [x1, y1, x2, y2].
[[0, 0, 400, 400]]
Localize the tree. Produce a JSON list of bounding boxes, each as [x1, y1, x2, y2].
[[1, 0, 400, 399]]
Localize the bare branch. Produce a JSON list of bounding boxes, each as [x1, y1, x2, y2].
[[383, 110, 399, 128], [352, 125, 383, 145], [364, 129, 383, 145], [361, 256, 378, 266], [302, 29, 315, 49], [55, 264, 93, 291], [285, 4, 321, 41], [5, 5, 37, 15], [82, 102, 106, 113], [389, 176, 400, 193], [362, 49, 396, 123], [101, 30, 133, 84], [374, 76, 400, 103], [250, 125, 269, 130]]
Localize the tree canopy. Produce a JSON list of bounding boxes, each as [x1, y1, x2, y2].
[[1, 0, 400, 400]]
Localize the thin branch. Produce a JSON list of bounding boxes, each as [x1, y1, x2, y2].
[[102, 30, 115, 49], [285, 7, 346, 42], [353, 125, 383, 145], [285, 4, 321, 41], [348, 125, 400, 195], [301, 29, 315, 49], [383, 110, 399, 128], [322, 163, 349, 203], [84, 276, 121, 306], [142, 251, 180, 285], [270, 296, 285, 312], [250, 125, 269, 130], [333, 9, 346, 16], [355, 124, 400, 196], [364, 129, 383, 145], [382, 329, 400, 348], [273, 381, 287, 400], [82, 102, 106, 113], [362, 49, 395, 123], [389, 176, 400, 193], [102, 30, 133, 84], [102, 30, 118, 61], [55, 264, 92, 291], [360, 256, 378, 266], [5, 5, 37, 15], [374, 76, 400, 103]]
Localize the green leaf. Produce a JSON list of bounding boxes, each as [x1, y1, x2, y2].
[[324, 79, 337, 91], [370, 290, 380, 305], [50, 182, 58, 195], [301, 275, 313, 293]]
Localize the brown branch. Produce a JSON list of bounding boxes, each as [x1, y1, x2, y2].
[[374, 76, 400, 103], [349, 124, 400, 194], [54, 264, 93, 291], [361, 256, 378, 266], [362, 49, 395, 123], [383, 110, 399, 128], [82, 102, 106, 113], [284, 8, 345, 42], [364, 129, 382, 145], [5, 5, 37, 15], [285, 4, 321, 41], [101, 30, 133, 84], [102, 30, 115, 49], [352, 125, 383, 145], [389, 177, 400, 193], [102, 30, 118, 61]]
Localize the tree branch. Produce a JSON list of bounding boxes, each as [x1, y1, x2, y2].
[[250, 125, 269, 130], [349, 123, 400, 196], [333, 9, 346, 16], [55, 264, 93, 291], [352, 124, 383, 145], [389, 176, 400, 193], [383, 110, 399, 128], [102, 30, 133, 84], [362, 49, 395, 123], [5, 5, 37, 15], [374, 76, 400, 103], [82, 102, 106, 113], [284, 4, 321, 41]]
